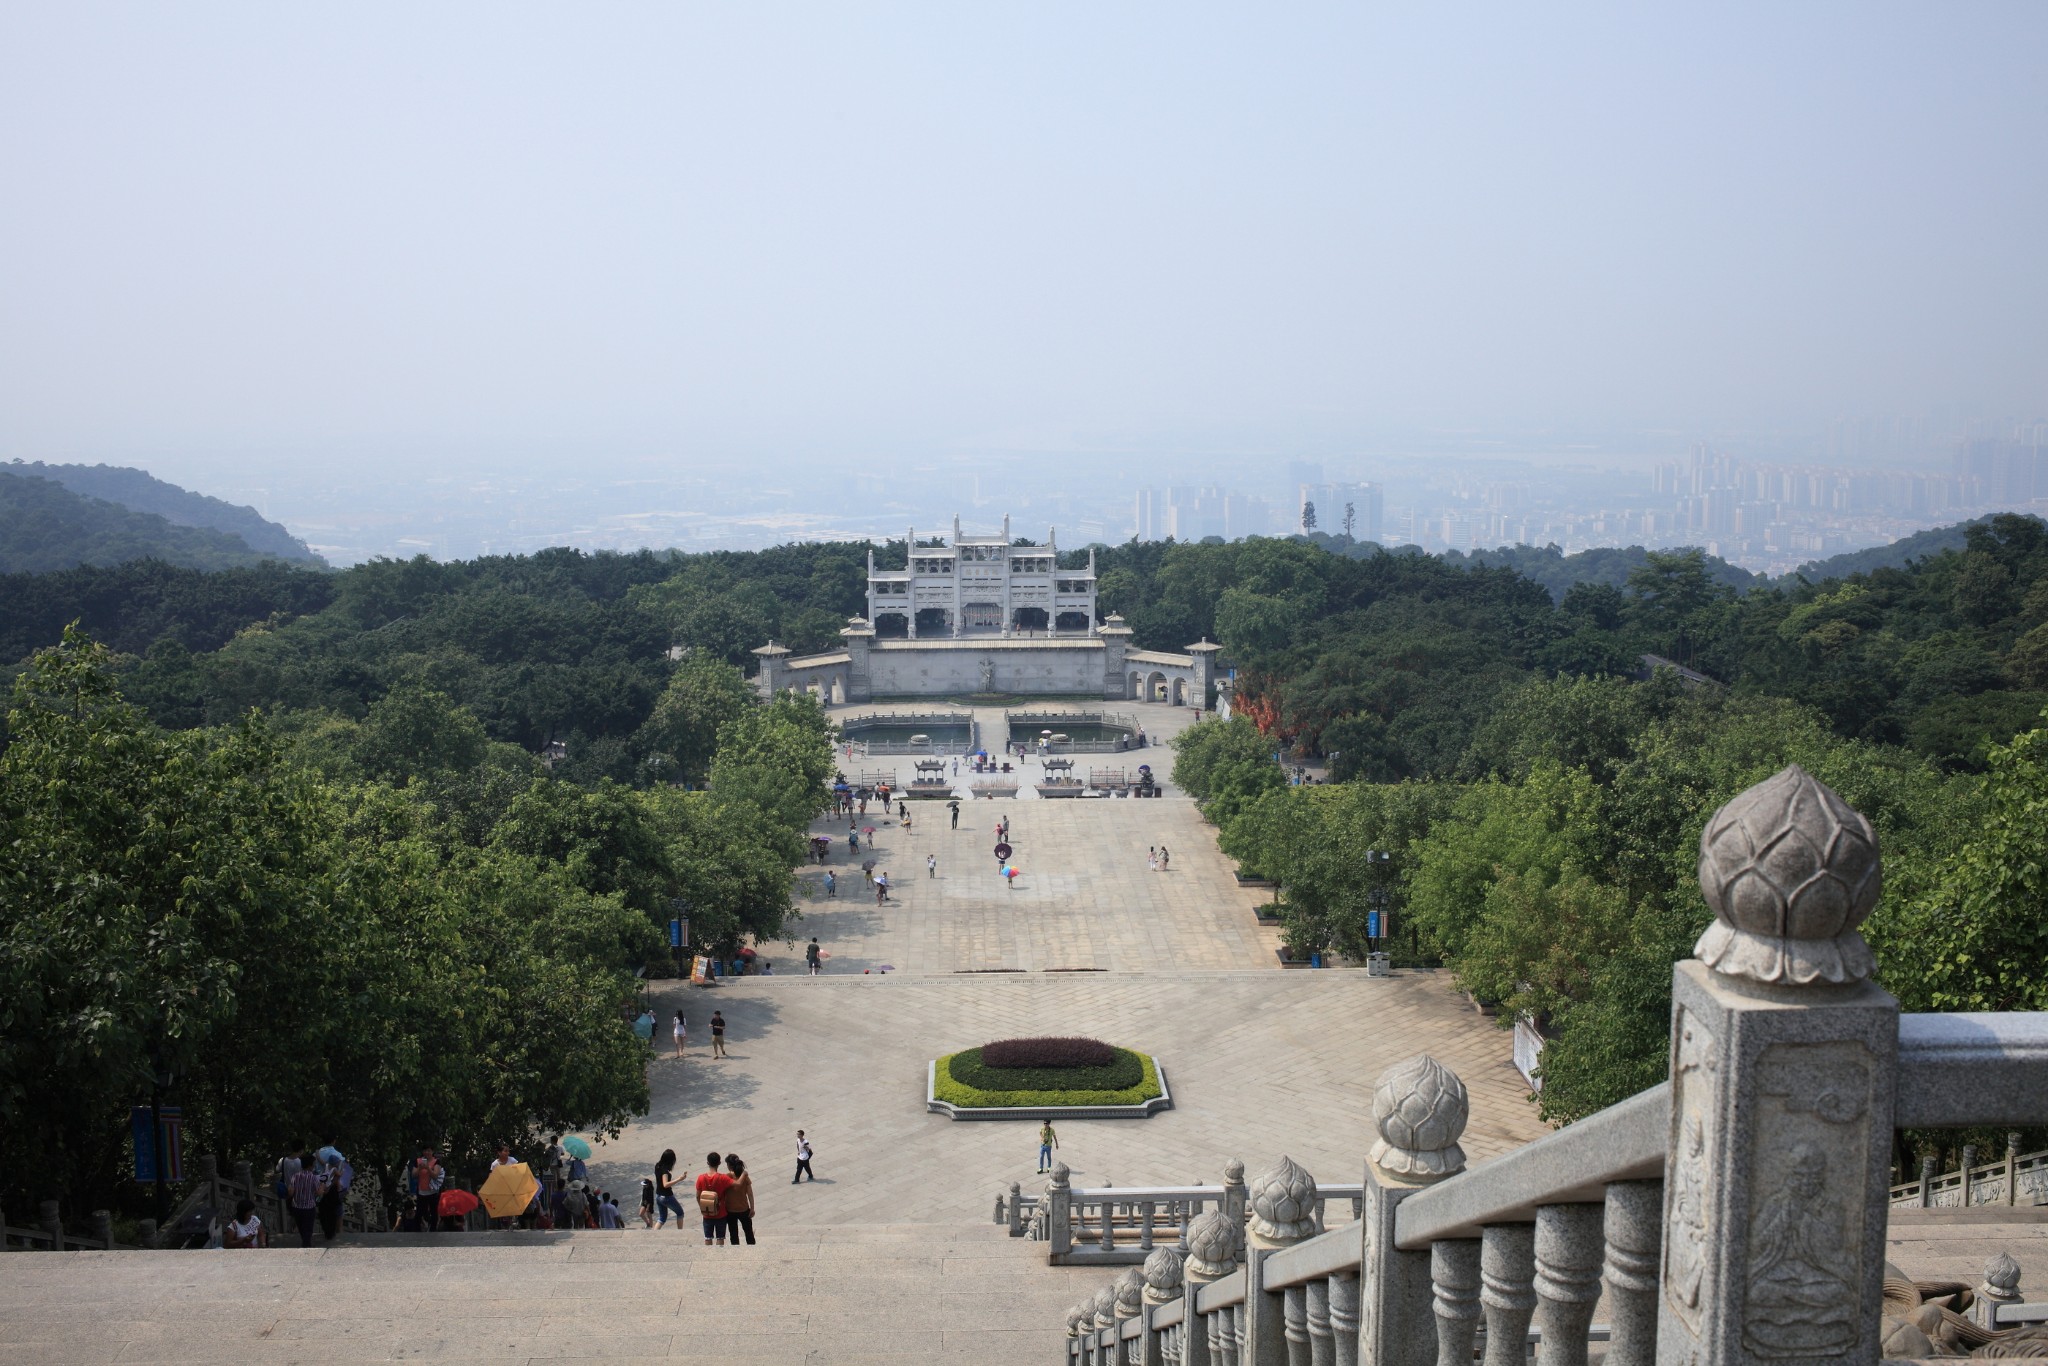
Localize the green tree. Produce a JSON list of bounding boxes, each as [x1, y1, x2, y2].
[[636, 654, 755, 784]]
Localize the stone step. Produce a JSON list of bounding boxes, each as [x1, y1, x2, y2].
[[0, 1222, 1099, 1364]]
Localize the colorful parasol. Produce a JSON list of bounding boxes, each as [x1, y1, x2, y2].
[[477, 1164, 537, 1219]]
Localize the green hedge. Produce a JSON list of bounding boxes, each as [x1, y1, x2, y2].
[[948, 1045, 1143, 1093], [933, 1050, 1163, 1109]]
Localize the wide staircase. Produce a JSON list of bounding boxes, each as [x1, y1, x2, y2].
[[0, 1219, 1104, 1364]]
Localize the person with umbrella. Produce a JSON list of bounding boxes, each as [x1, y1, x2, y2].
[[479, 1160, 539, 1231], [437, 1185, 480, 1231], [949, 798, 960, 829]]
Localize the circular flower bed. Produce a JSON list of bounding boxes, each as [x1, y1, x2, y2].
[[932, 1035, 1164, 1109]]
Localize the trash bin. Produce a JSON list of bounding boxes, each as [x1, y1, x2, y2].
[[1367, 952, 1391, 977], [1310, 952, 1323, 969]]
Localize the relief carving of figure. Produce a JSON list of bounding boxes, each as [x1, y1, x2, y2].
[[980, 658, 994, 692], [1665, 1010, 1716, 1330], [1667, 1111, 1709, 1314], [1743, 1142, 1857, 1357]]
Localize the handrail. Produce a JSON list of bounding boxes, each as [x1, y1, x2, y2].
[[1394, 1081, 1667, 1248], [1896, 1012, 2048, 1126], [1194, 1267, 1246, 1313], [1262, 1219, 1362, 1290]]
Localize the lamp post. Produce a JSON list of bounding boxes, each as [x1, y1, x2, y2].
[[146, 1047, 176, 1226]]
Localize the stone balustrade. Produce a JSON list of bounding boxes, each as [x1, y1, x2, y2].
[[999, 1162, 1365, 1265], [1058, 765, 2048, 1364]]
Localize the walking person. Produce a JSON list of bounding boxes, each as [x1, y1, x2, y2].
[[806, 938, 822, 975], [639, 1178, 656, 1228], [654, 1150, 687, 1230], [672, 1010, 687, 1058], [286, 1151, 321, 1247], [1038, 1120, 1059, 1173], [695, 1152, 734, 1246], [723, 1155, 756, 1245], [875, 871, 889, 905], [825, 869, 837, 898], [710, 1010, 727, 1058], [1159, 845, 1170, 871], [316, 1152, 346, 1240], [949, 800, 960, 829], [927, 853, 937, 879], [1147, 846, 1158, 873], [793, 1131, 815, 1183]]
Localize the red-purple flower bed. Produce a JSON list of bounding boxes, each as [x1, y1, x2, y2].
[[981, 1036, 1116, 1069]]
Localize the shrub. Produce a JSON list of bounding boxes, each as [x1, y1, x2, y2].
[[950, 1045, 1143, 1093], [933, 1051, 1163, 1109], [982, 1036, 1116, 1069]]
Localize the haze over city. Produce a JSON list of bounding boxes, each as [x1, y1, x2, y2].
[[3, 3, 2045, 566]]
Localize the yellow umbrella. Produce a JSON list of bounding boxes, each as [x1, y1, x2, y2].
[[478, 1162, 539, 1219]]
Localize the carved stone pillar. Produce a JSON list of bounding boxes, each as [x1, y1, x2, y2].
[[1918, 1155, 1935, 1208], [1118, 1267, 1148, 1365], [1363, 1055, 1470, 1366], [1144, 1247, 1187, 1366], [1480, 1224, 1536, 1366], [1975, 1253, 2021, 1331], [1430, 1239, 1481, 1366], [1222, 1158, 1249, 1255], [1183, 1208, 1240, 1366], [1599, 1180, 1662, 1366], [1659, 765, 1899, 1366], [1532, 1204, 1601, 1366], [1244, 1156, 1318, 1366], [1327, 1271, 1361, 1366], [1050, 1162, 1074, 1259]]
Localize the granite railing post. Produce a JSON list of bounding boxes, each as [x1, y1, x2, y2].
[[90, 1210, 114, 1249], [1960, 1144, 1978, 1206], [1182, 1208, 1240, 1366], [1975, 1253, 2021, 1330], [1096, 1281, 1122, 1365], [41, 1199, 63, 1250], [1429, 1241, 1481, 1366], [1659, 765, 1899, 1366], [1143, 1246, 1186, 1366], [1010, 1181, 1025, 1236], [1918, 1155, 1935, 1207], [1116, 1267, 1147, 1364], [2007, 1133, 2022, 1206], [1479, 1224, 1536, 1366], [1531, 1204, 1601, 1366], [1366, 1055, 1470, 1366], [1222, 1160, 1249, 1255], [136, 1218, 158, 1247], [1051, 1163, 1075, 1259], [1598, 1180, 1662, 1366], [232, 1160, 255, 1195], [1242, 1156, 1317, 1366]]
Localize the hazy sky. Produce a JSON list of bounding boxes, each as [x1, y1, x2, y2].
[[3, 3, 2044, 479]]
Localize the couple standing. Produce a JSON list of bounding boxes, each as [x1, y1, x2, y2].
[[654, 1148, 756, 1245]]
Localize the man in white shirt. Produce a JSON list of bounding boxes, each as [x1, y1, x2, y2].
[[793, 1131, 815, 1184]]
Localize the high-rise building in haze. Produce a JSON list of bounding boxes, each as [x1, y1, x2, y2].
[[1298, 481, 1383, 540]]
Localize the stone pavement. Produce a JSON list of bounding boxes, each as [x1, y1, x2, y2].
[[791, 796, 1281, 974], [0, 1222, 1105, 1364], [589, 970, 1546, 1229]]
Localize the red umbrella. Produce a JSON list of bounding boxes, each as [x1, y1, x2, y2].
[[437, 1189, 480, 1218]]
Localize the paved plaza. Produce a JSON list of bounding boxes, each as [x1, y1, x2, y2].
[[587, 968, 1549, 1230], [791, 699, 1284, 974]]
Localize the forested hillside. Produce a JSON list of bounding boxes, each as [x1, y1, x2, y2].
[[11, 460, 325, 565], [0, 467, 303, 573], [5, 513, 2046, 1175]]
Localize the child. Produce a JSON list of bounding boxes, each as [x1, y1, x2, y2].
[[639, 1178, 656, 1229]]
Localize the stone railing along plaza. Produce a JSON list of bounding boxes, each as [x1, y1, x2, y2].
[[1043, 766, 2048, 1364]]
